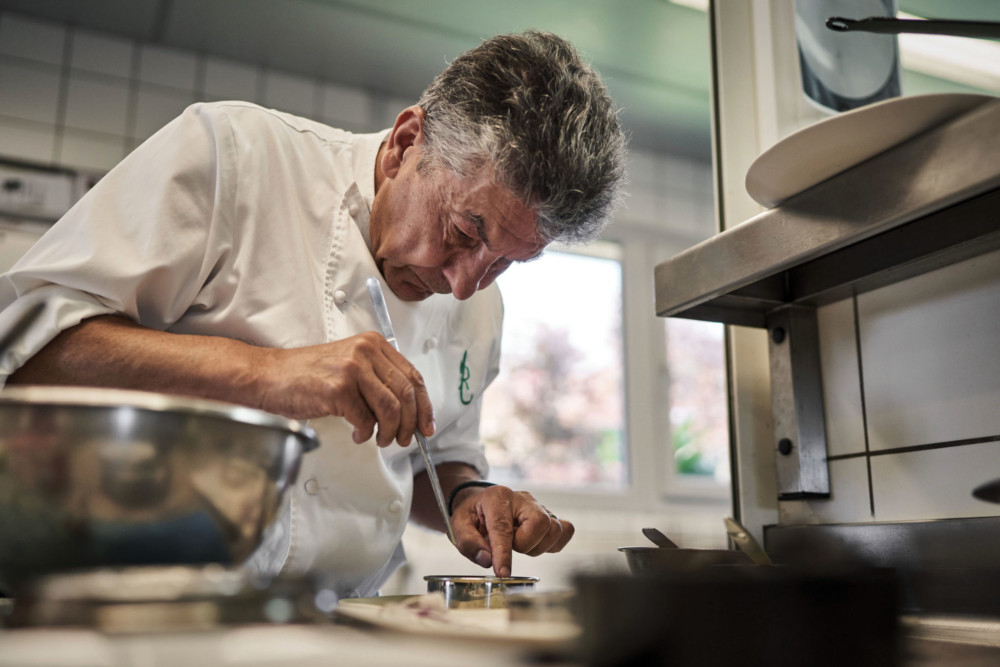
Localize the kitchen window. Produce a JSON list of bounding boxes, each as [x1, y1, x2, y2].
[[481, 242, 627, 490], [664, 318, 731, 491], [481, 235, 731, 505]]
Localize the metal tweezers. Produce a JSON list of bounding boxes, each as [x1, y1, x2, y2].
[[366, 276, 457, 545]]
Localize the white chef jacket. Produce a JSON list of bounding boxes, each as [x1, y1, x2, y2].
[[0, 101, 501, 598]]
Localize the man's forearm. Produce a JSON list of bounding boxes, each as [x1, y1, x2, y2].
[[8, 314, 267, 407], [411, 461, 483, 532]]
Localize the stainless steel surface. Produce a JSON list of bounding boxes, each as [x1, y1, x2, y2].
[[724, 517, 773, 566], [642, 527, 679, 549], [766, 517, 1000, 616], [767, 306, 830, 499], [0, 386, 318, 592], [618, 546, 751, 574], [765, 517, 1000, 570], [654, 99, 1000, 326], [365, 276, 456, 546], [424, 575, 538, 609]]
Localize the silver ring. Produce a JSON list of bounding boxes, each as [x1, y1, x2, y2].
[[542, 506, 558, 520]]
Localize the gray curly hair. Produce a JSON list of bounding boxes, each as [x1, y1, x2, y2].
[[416, 31, 627, 244]]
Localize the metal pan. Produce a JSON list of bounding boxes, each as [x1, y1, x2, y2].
[[618, 546, 752, 574]]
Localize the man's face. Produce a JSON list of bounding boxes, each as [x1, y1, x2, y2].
[[370, 108, 547, 302]]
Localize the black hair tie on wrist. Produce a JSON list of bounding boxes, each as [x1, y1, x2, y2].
[[447, 480, 496, 516]]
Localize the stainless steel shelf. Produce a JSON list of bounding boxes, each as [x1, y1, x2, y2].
[[654, 98, 1000, 501], [655, 99, 1000, 327]]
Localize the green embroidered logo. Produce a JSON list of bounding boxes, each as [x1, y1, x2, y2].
[[459, 350, 474, 405]]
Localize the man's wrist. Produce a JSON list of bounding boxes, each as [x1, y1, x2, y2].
[[447, 480, 495, 516]]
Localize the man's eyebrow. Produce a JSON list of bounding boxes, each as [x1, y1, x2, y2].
[[465, 212, 492, 250]]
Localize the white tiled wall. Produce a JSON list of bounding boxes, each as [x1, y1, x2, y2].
[[783, 247, 1000, 526], [859, 251, 1000, 451], [780, 457, 872, 525], [0, 12, 377, 174], [816, 298, 865, 459], [871, 441, 1000, 522], [0, 11, 715, 243]]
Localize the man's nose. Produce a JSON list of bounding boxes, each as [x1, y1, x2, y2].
[[443, 250, 495, 300]]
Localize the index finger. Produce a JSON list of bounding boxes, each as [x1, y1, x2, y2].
[[479, 495, 515, 578]]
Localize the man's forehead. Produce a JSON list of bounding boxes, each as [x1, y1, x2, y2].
[[455, 175, 546, 259]]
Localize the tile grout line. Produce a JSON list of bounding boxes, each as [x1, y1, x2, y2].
[[51, 23, 74, 164], [123, 37, 141, 158], [828, 433, 1000, 461], [852, 293, 876, 518]]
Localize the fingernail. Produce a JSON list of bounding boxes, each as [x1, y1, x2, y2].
[[499, 565, 510, 578], [352, 429, 363, 444], [427, 419, 436, 436], [474, 550, 491, 568]]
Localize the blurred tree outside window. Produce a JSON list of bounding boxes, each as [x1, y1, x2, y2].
[[664, 318, 730, 486], [480, 245, 626, 489], [480, 242, 731, 495]]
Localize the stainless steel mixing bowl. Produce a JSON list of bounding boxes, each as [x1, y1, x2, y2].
[[0, 386, 318, 592]]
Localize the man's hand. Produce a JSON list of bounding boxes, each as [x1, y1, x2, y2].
[[257, 331, 434, 447], [450, 485, 575, 578]]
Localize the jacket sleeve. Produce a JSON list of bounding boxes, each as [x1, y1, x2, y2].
[[0, 103, 238, 385]]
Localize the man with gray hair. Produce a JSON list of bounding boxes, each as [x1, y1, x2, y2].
[[0, 30, 626, 596]]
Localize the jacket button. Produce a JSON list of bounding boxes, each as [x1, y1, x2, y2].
[[333, 289, 348, 306], [387, 499, 403, 513], [348, 203, 360, 217], [423, 338, 437, 352], [304, 478, 320, 495]]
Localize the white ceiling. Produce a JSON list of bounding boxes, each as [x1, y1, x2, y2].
[[0, 0, 716, 160]]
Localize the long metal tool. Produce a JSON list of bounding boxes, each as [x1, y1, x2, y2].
[[366, 276, 456, 545], [724, 517, 773, 566], [826, 16, 1000, 40]]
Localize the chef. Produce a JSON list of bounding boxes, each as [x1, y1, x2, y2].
[[0, 31, 626, 598]]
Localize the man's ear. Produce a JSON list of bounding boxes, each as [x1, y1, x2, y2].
[[380, 106, 425, 180]]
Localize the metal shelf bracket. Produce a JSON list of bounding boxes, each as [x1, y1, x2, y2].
[[766, 306, 830, 499]]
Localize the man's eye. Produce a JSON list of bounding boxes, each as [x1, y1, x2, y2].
[[453, 223, 478, 246]]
